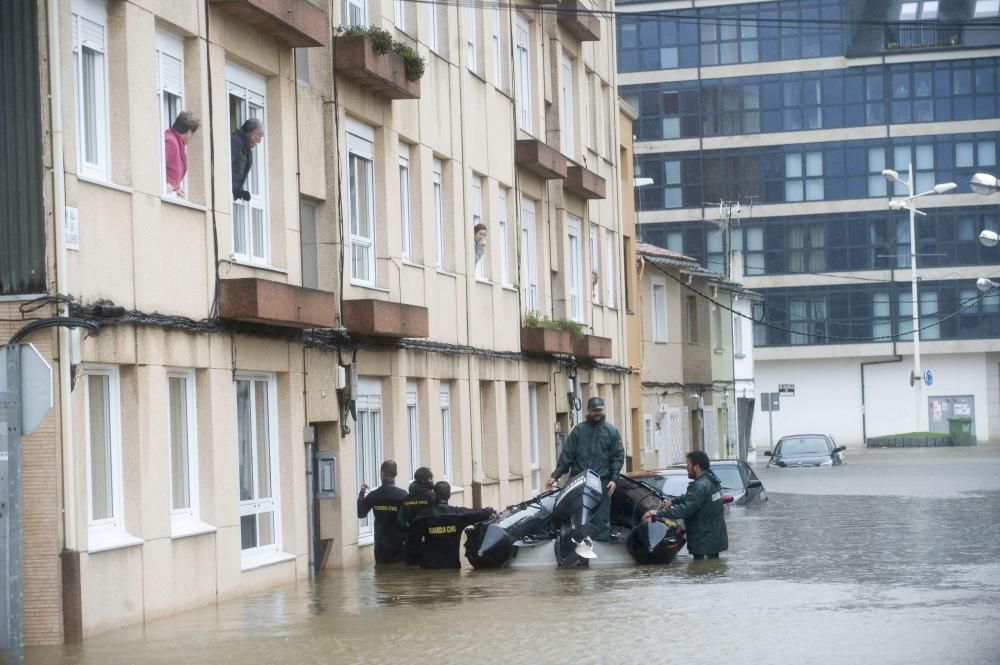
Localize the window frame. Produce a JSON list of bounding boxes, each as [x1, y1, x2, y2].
[[589, 223, 600, 305], [520, 197, 538, 310], [300, 199, 319, 289], [515, 16, 533, 135], [652, 276, 668, 343], [235, 372, 281, 565], [466, 1, 478, 73], [440, 385, 455, 487], [406, 381, 420, 480], [561, 52, 576, 158], [156, 29, 186, 199], [567, 215, 584, 322], [72, 0, 111, 182], [605, 230, 617, 308], [528, 384, 540, 495], [344, 0, 367, 27], [472, 175, 485, 279], [643, 415, 654, 452], [399, 143, 412, 262], [347, 119, 377, 286], [227, 64, 270, 265], [498, 189, 511, 287], [82, 364, 130, 550], [434, 158, 445, 270], [167, 369, 202, 531]]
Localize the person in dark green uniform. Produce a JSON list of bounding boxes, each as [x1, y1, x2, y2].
[[544, 396, 625, 541], [642, 450, 728, 559], [398, 467, 436, 565], [357, 460, 408, 565], [410, 482, 496, 569]]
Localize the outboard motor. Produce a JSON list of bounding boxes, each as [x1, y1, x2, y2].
[[550, 470, 604, 567]]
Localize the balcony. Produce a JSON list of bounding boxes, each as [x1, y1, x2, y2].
[[334, 35, 421, 100], [219, 278, 336, 328], [885, 23, 960, 51], [341, 299, 429, 338], [209, 0, 327, 47], [564, 164, 606, 200], [557, 0, 601, 42], [573, 334, 612, 360], [515, 140, 567, 180], [520, 326, 573, 355]]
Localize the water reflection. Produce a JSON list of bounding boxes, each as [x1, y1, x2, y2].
[[25, 487, 1000, 665]]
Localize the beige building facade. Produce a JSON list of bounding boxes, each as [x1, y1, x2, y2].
[[2, 0, 631, 643]]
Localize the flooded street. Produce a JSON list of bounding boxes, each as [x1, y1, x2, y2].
[[28, 445, 1000, 665]]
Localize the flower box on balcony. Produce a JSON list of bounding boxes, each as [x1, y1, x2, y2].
[[334, 35, 420, 100], [219, 278, 336, 328], [515, 139, 568, 180], [573, 334, 612, 359], [520, 326, 573, 355], [342, 299, 429, 338], [564, 164, 606, 199]]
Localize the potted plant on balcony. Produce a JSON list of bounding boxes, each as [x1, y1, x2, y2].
[[520, 311, 580, 355], [334, 25, 426, 99]]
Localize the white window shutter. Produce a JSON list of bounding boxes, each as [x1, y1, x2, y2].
[[159, 52, 183, 96], [78, 16, 105, 52]]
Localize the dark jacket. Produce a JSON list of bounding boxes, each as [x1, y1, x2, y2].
[[356, 480, 408, 564], [551, 418, 625, 482], [230, 130, 253, 199], [658, 469, 728, 556], [398, 480, 436, 565], [410, 502, 494, 569]]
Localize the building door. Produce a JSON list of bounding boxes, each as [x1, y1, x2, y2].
[[355, 377, 383, 546]]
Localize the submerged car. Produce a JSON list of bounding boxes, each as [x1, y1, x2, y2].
[[464, 470, 686, 569], [628, 459, 766, 507], [765, 434, 846, 468]]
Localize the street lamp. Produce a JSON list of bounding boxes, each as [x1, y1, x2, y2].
[[883, 164, 957, 432], [970, 172, 1000, 196], [980, 229, 999, 248], [977, 277, 999, 292]]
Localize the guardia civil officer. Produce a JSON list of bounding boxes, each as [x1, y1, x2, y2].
[[357, 460, 409, 564], [398, 467, 436, 565], [544, 396, 625, 541], [642, 450, 728, 559], [410, 482, 496, 569]]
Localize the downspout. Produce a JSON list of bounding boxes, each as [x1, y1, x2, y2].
[[860, 269, 901, 445], [49, 0, 76, 552]]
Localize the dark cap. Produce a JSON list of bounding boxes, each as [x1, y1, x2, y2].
[[587, 397, 605, 410]]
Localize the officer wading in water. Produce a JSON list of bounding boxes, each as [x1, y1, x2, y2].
[[357, 460, 408, 564], [398, 467, 436, 565], [410, 482, 496, 569], [545, 396, 625, 541], [642, 450, 728, 559]]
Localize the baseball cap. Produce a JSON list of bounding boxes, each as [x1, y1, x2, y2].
[[587, 397, 605, 410]]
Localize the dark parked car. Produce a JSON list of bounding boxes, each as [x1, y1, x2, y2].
[[765, 434, 846, 468], [626, 459, 767, 507]]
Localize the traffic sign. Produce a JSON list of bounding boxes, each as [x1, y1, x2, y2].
[[778, 384, 795, 396], [0, 345, 52, 436], [924, 369, 934, 386], [761, 392, 780, 412]]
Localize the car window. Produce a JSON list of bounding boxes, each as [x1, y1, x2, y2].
[[660, 475, 690, 496], [776, 436, 832, 455], [745, 465, 760, 482], [713, 466, 743, 490]]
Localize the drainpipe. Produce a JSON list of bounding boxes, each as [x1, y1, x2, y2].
[[48, 0, 76, 552]]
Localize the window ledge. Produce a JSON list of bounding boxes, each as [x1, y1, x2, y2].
[[714, 348, 725, 355], [240, 549, 296, 572], [88, 529, 144, 554], [229, 259, 288, 275], [77, 175, 133, 195], [734, 353, 746, 359], [349, 281, 391, 294], [436, 269, 458, 279], [474, 277, 493, 285], [401, 259, 422, 269], [501, 284, 518, 293], [161, 196, 208, 212], [450, 485, 464, 494], [170, 517, 217, 540]]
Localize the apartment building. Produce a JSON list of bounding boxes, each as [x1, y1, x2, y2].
[[1, 0, 628, 643], [618, 0, 1000, 448]]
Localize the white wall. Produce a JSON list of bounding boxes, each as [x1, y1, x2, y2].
[[754, 353, 992, 449]]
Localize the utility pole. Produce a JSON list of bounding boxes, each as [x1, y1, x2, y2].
[[713, 199, 749, 279]]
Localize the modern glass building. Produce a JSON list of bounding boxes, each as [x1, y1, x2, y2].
[[618, 0, 1000, 447]]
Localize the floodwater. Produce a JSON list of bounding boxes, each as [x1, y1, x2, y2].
[[27, 445, 1000, 665]]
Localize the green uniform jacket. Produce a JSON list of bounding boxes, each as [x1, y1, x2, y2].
[[658, 469, 728, 556], [551, 419, 625, 482]]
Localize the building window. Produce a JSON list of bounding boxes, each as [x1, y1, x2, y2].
[[228, 64, 269, 264], [498, 189, 511, 286], [491, 5, 503, 87], [790, 298, 827, 345], [440, 385, 454, 483], [590, 223, 600, 305], [472, 175, 485, 279], [434, 159, 444, 270], [652, 277, 667, 343], [900, 1, 939, 20], [72, 0, 110, 181], [734, 309, 745, 356], [706, 230, 724, 273], [521, 197, 538, 310], [344, 0, 366, 26], [868, 148, 888, 197], [83, 365, 127, 548], [394, 0, 405, 31], [685, 295, 698, 344], [236, 374, 280, 560], [956, 140, 997, 170], [788, 224, 825, 273], [515, 16, 532, 134], [643, 415, 654, 452], [294, 48, 311, 86], [873, 292, 892, 339], [300, 199, 318, 289], [355, 378, 383, 545], [785, 151, 824, 202], [528, 384, 540, 495], [605, 230, 616, 308], [168, 369, 202, 531], [744, 227, 764, 276], [428, 0, 439, 52], [561, 53, 575, 158], [157, 30, 186, 198], [567, 216, 583, 322], [711, 301, 723, 351], [347, 120, 376, 286], [465, 1, 478, 72], [894, 143, 936, 194], [975, 0, 1000, 18], [406, 382, 419, 480], [399, 143, 412, 262], [664, 160, 682, 209]]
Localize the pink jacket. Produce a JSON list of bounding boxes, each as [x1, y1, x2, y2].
[[164, 129, 187, 191]]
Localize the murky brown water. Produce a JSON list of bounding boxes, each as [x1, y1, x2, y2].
[[26, 446, 1000, 665]]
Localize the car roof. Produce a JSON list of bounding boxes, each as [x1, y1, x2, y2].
[[778, 434, 831, 439]]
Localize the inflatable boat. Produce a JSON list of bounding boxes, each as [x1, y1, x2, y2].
[[464, 469, 686, 568]]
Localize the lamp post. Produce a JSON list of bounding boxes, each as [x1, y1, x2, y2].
[[971, 173, 999, 248], [883, 164, 957, 432]]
